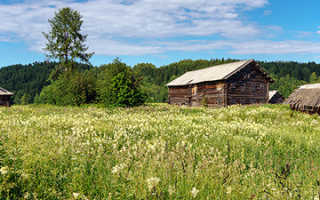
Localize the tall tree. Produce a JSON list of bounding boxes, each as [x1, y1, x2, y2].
[[43, 7, 94, 76]]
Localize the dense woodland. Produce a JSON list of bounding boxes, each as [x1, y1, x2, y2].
[[0, 58, 319, 105]]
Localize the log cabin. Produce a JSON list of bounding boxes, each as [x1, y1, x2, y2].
[[167, 59, 273, 107], [0, 87, 13, 107]]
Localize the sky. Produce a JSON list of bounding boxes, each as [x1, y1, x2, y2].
[[0, 0, 320, 67]]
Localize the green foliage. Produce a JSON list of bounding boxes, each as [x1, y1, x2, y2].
[[20, 93, 32, 105], [3, 58, 320, 104], [38, 70, 97, 106], [97, 59, 146, 107], [260, 61, 320, 97], [0, 62, 94, 105], [33, 94, 41, 105], [0, 62, 56, 104], [43, 7, 94, 74], [108, 72, 146, 107], [38, 84, 57, 105], [270, 74, 306, 98], [309, 72, 320, 83]]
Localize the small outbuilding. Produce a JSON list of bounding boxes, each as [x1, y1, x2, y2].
[[167, 59, 274, 107], [285, 83, 320, 114], [268, 90, 284, 104], [0, 87, 13, 107]]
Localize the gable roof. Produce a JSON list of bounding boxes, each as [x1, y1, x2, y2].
[[167, 59, 271, 87], [0, 87, 13, 96], [268, 90, 278, 101]]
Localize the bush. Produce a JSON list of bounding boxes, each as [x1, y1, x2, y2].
[[38, 70, 97, 106], [97, 59, 146, 107], [108, 71, 146, 107], [38, 59, 146, 107]]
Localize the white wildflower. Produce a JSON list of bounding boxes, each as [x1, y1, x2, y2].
[[311, 120, 319, 126], [111, 163, 126, 175], [146, 177, 160, 191], [73, 192, 80, 199], [168, 185, 175, 196], [0, 166, 8, 175], [226, 186, 232, 194], [191, 187, 199, 198], [24, 192, 29, 199]]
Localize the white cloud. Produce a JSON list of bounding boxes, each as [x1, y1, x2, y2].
[[0, 0, 268, 55], [155, 40, 320, 55], [229, 40, 320, 54], [1, 0, 319, 58], [263, 10, 272, 16]]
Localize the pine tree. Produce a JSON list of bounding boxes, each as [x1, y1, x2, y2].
[[43, 7, 94, 76]]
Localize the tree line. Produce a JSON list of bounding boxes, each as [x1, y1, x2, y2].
[[1, 58, 320, 105]]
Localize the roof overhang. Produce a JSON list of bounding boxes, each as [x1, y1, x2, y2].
[[167, 59, 274, 87], [0, 87, 14, 96]]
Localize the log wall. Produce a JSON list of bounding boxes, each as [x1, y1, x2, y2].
[[0, 96, 11, 107], [190, 82, 226, 107], [226, 63, 269, 105], [168, 86, 192, 105]]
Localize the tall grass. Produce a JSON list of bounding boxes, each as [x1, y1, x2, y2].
[[0, 104, 320, 199]]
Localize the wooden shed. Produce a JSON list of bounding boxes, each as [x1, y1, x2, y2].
[[167, 59, 273, 107], [0, 87, 13, 107], [268, 90, 284, 104], [285, 83, 320, 114]]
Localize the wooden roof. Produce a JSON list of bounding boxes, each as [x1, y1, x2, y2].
[[0, 87, 13, 96], [285, 83, 320, 107], [268, 90, 278, 101], [167, 59, 272, 87]]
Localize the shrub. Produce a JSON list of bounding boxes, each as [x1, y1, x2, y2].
[[97, 59, 146, 107], [38, 70, 97, 106]]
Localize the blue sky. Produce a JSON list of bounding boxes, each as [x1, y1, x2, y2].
[[0, 0, 319, 67]]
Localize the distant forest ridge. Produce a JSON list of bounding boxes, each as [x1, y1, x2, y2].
[[0, 59, 318, 104]]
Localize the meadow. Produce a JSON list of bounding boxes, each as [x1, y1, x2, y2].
[[0, 104, 320, 199]]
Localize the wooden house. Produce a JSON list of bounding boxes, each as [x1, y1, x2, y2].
[[268, 90, 284, 104], [167, 59, 273, 107], [285, 83, 320, 114], [0, 87, 13, 107]]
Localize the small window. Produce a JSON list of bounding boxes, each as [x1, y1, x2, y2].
[[192, 86, 198, 95], [255, 83, 265, 89], [304, 105, 313, 111]]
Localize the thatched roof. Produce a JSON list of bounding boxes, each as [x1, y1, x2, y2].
[[285, 83, 320, 107], [0, 87, 13, 96], [167, 59, 272, 87]]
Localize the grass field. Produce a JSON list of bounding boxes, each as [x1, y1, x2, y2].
[[0, 104, 320, 199]]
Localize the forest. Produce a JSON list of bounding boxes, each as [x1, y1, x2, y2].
[[0, 58, 319, 105]]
